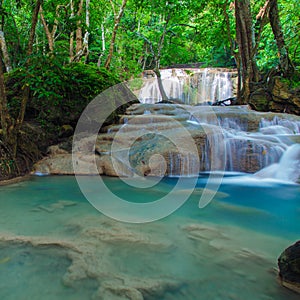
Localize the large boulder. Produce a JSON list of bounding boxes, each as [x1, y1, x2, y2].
[[278, 241, 300, 294]]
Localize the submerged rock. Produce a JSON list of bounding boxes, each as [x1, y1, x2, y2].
[[0, 230, 182, 300], [93, 278, 181, 300], [278, 241, 300, 294], [93, 283, 144, 300]]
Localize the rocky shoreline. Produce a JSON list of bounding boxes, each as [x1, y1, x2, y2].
[[0, 175, 31, 186]]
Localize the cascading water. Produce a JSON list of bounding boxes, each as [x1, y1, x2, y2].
[[187, 106, 300, 179], [138, 69, 185, 103], [138, 68, 236, 105], [189, 118, 287, 174], [195, 69, 233, 104], [224, 134, 285, 172], [95, 104, 300, 182], [260, 115, 300, 134], [255, 144, 300, 182], [167, 152, 200, 177]]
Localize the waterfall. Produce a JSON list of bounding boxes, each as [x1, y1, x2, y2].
[[195, 69, 233, 104], [138, 69, 186, 103], [138, 68, 235, 105], [96, 104, 300, 181], [255, 144, 300, 182], [189, 106, 299, 175], [167, 152, 199, 177], [260, 116, 300, 134]]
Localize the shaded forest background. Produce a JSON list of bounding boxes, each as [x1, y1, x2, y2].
[[0, 0, 299, 179]]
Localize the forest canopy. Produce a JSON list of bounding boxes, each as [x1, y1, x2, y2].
[[0, 0, 299, 75]]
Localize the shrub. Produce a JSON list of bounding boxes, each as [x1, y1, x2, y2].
[[6, 57, 120, 132]]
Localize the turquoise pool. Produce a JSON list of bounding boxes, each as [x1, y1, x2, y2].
[[0, 175, 299, 300]]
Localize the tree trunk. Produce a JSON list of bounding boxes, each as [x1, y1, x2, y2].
[[222, 1, 241, 100], [254, 0, 271, 54], [9, 15, 22, 67], [39, 6, 54, 52], [0, 50, 9, 139], [83, 0, 90, 63], [75, 0, 83, 55], [104, 0, 128, 70], [69, 32, 74, 61], [152, 13, 171, 102], [69, 0, 75, 61], [0, 31, 12, 73], [154, 68, 168, 101], [97, 23, 105, 67], [27, 1, 43, 57], [234, 0, 258, 104], [269, 0, 294, 76], [71, 0, 91, 62]]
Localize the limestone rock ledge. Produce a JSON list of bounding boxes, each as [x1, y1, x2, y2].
[[33, 103, 300, 177], [33, 153, 127, 177]]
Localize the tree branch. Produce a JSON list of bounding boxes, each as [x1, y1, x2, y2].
[[39, 6, 54, 52], [252, 0, 271, 58]]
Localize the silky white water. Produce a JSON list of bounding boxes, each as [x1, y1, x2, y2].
[[138, 68, 234, 104]]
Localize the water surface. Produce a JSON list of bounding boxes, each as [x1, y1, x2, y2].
[[0, 175, 299, 300]]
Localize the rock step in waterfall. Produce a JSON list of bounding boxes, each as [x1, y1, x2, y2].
[[34, 103, 300, 183]]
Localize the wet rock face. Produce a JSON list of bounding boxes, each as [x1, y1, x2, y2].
[[249, 76, 300, 115], [278, 241, 300, 294], [270, 77, 300, 115]]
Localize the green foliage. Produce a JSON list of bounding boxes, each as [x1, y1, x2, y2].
[[127, 78, 143, 91], [6, 57, 119, 131], [0, 158, 16, 175], [2, 0, 300, 87], [281, 72, 300, 89], [256, 24, 279, 71], [280, 0, 300, 66], [255, 0, 299, 70]]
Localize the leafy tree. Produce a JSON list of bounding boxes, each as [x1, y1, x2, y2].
[[0, 0, 42, 158]]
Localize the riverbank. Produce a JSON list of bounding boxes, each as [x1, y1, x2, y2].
[[0, 175, 31, 186]]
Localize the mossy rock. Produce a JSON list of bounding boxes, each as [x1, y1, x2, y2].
[[59, 125, 73, 138], [249, 88, 270, 111], [278, 241, 300, 294]]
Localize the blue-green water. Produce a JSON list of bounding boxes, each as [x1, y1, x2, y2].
[[0, 175, 299, 300]]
